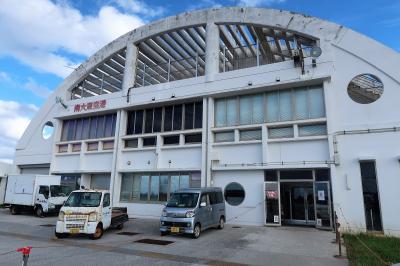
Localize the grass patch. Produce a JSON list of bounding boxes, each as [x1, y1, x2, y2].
[[344, 233, 400, 266]]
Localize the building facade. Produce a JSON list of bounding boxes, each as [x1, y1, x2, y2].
[[12, 8, 400, 235]]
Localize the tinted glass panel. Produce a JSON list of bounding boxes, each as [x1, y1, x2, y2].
[[239, 96, 252, 125], [173, 105, 182, 130], [153, 107, 162, 133], [265, 170, 278, 181], [61, 120, 69, 141], [194, 102, 203, 128], [316, 169, 330, 181], [226, 98, 237, 126], [67, 120, 76, 141], [224, 182, 245, 206], [164, 135, 180, 145], [75, 119, 83, 140], [184, 103, 194, 129], [159, 175, 169, 202], [150, 175, 159, 201], [127, 111, 135, 135], [185, 133, 202, 144], [280, 170, 313, 180], [164, 106, 173, 131], [134, 110, 143, 134], [140, 175, 149, 201], [104, 114, 114, 137], [143, 137, 156, 147], [89, 117, 97, 139], [82, 118, 90, 139], [125, 139, 138, 148], [96, 115, 105, 138], [144, 109, 153, 133], [252, 94, 264, 123]]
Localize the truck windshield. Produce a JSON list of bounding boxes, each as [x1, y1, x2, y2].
[[64, 192, 102, 207], [50, 185, 73, 197], [166, 193, 199, 208]]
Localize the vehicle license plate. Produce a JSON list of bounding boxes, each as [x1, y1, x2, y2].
[[69, 228, 80, 234], [171, 227, 180, 233]]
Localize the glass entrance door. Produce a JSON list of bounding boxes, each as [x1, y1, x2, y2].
[[281, 183, 316, 225]]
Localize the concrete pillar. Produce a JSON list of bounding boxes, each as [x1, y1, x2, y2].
[[201, 97, 208, 187], [206, 97, 214, 186], [110, 110, 122, 206], [122, 42, 138, 92], [205, 21, 220, 82], [261, 125, 268, 164]]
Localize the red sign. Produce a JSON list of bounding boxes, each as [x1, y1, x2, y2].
[[266, 190, 278, 199], [74, 99, 106, 112]]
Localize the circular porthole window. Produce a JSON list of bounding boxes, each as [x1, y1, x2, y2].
[[42, 121, 54, 140], [224, 182, 245, 206], [347, 74, 383, 104]]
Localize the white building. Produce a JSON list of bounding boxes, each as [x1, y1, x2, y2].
[[12, 7, 400, 235], [0, 162, 12, 204]]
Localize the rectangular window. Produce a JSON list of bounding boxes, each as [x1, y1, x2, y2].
[[72, 143, 81, 152], [75, 119, 83, 140], [87, 142, 99, 151], [140, 175, 149, 201], [127, 111, 135, 135], [89, 117, 98, 139], [279, 90, 292, 121], [184, 103, 194, 130], [58, 144, 68, 153], [194, 101, 203, 128], [173, 105, 182, 130], [215, 99, 226, 127], [163, 135, 180, 145], [226, 98, 237, 126], [104, 114, 114, 137], [102, 140, 114, 150], [153, 107, 162, 133], [185, 133, 202, 144], [294, 88, 308, 120], [239, 96, 252, 125], [134, 110, 144, 134], [150, 175, 159, 201], [268, 126, 294, 139], [96, 115, 105, 139], [82, 118, 90, 140], [298, 124, 327, 137], [61, 120, 69, 141], [240, 129, 262, 141], [252, 94, 264, 124], [164, 106, 173, 131], [125, 139, 138, 148], [67, 120, 76, 141], [360, 161, 382, 231], [309, 86, 325, 118], [143, 136, 156, 147], [144, 109, 154, 133], [121, 172, 199, 202], [266, 92, 279, 122], [215, 131, 234, 143]]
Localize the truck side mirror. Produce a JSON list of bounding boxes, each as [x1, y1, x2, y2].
[[200, 202, 207, 207]]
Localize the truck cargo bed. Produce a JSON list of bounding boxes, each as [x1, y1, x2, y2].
[[111, 207, 128, 227]]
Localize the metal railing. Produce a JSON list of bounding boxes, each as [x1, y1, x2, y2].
[[134, 54, 206, 87], [221, 41, 313, 72]]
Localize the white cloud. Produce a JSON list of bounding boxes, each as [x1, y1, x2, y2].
[[0, 0, 146, 78], [114, 0, 165, 17], [0, 100, 39, 162], [237, 0, 286, 6], [24, 78, 52, 99]]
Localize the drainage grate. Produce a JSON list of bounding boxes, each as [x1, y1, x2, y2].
[[134, 239, 174, 245], [39, 224, 56, 227], [232, 226, 242, 229], [117, 232, 140, 236]]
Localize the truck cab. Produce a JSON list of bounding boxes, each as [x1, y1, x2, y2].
[[55, 189, 128, 240]]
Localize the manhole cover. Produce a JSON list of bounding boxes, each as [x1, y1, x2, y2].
[[39, 224, 56, 227], [117, 232, 139, 236], [134, 239, 174, 245], [232, 226, 242, 229]]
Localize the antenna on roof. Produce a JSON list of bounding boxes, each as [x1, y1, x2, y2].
[[55, 96, 68, 109]]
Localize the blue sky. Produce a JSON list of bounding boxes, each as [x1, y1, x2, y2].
[[0, 0, 399, 162]]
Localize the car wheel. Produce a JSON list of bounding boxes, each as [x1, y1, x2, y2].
[[55, 231, 68, 239], [35, 206, 44, 217], [90, 225, 104, 240], [217, 217, 225, 230], [116, 223, 124, 230], [10, 205, 19, 215], [192, 224, 201, 239]]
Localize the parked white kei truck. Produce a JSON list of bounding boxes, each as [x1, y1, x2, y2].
[[4, 174, 71, 217], [55, 189, 128, 240]]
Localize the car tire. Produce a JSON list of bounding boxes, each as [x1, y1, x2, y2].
[[192, 224, 201, 239], [55, 231, 68, 239], [116, 223, 124, 230], [10, 205, 19, 215], [35, 206, 44, 217], [217, 217, 225, 230], [90, 225, 104, 240]]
